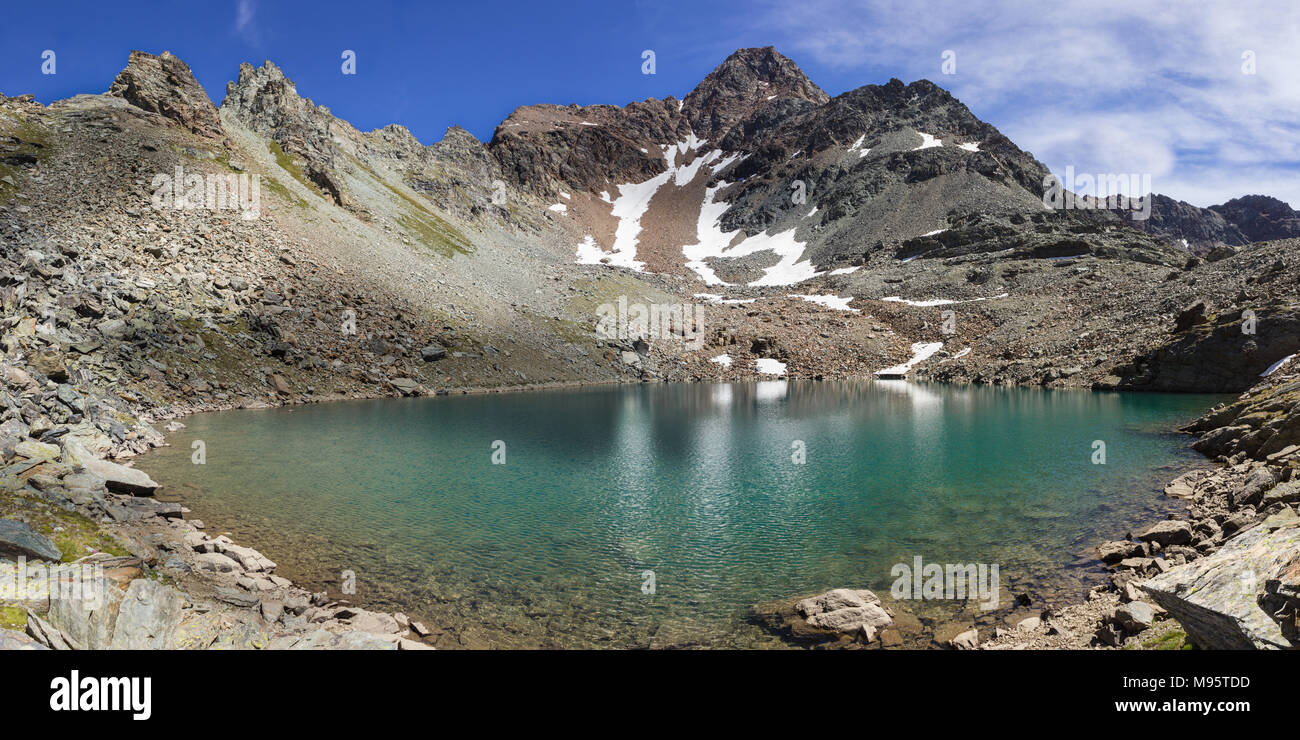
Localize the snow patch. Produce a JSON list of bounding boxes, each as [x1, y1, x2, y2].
[[958, 142, 980, 152], [829, 265, 861, 275], [694, 293, 756, 305], [922, 228, 947, 236], [789, 294, 859, 312], [881, 293, 1008, 307], [912, 132, 942, 150], [876, 342, 943, 376], [1261, 353, 1296, 377], [755, 358, 787, 375], [682, 182, 822, 287], [804, 206, 818, 219], [548, 203, 567, 213], [711, 353, 733, 367]]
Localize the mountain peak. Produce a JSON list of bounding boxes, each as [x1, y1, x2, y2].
[[683, 46, 828, 144], [107, 50, 223, 138]]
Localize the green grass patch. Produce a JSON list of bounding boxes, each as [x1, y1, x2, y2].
[[261, 175, 311, 210], [1128, 629, 1193, 651], [371, 171, 473, 258], [0, 605, 27, 631], [0, 111, 53, 200], [268, 140, 320, 195], [0, 485, 131, 563]]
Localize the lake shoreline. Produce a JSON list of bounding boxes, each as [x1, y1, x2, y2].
[[128, 378, 1239, 650], [6, 369, 1291, 651]]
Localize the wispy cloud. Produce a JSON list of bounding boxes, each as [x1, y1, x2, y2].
[[235, 0, 258, 43], [750, 0, 1300, 206]]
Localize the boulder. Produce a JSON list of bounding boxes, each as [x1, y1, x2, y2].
[[390, 377, 421, 395], [1138, 520, 1193, 547], [1173, 301, 1207, 332], [1097, 539, 1144, 564], [420, 343, 447, 362], [1113, 601, 1156, 633], [14, 440, 60, 461], [1164, 471, 1199, 499], [72, 453, 158, 496], [796, 588, 881, 616], [109, 579, 184, 649], [47, 576, 126, 649], [949, 628, 979, 650], [193, 552, 241, 573], [0, 629, 49, 650], [795, 588, 893, 638], [0, 519, 62, 562], [1141, 520, 1300, 649], [269, 373, 292, 395]]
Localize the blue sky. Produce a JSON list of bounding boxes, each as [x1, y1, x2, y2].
[[3, 0, 1298, 207]]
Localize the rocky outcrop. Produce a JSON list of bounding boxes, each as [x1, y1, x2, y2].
[[681, 46, 829, 144], [1114, 306, 1300, 393], [1137, 194, 1247, 255], [1142, 516, 1300, 649], [107, 51, 224, 138], [1210, 195, 1300, 244]]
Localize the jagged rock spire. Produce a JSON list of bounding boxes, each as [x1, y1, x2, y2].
[[107, 50, 224, 138]]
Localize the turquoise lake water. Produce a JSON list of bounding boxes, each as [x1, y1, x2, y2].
[[136, 381, 1225, 648]]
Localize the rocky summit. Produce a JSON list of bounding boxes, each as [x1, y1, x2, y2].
[[1, 45, 1298, 652]]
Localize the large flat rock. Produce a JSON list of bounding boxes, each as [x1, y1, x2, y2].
[[63, 440, 159, 496], [1142, 518, 1300, 650]]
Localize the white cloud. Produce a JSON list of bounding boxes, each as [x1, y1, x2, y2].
[[752, 0, 1300, 207], [235, 0, 258, 42]]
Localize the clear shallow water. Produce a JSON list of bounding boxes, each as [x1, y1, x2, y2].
[[137, 381, 1224, 648]]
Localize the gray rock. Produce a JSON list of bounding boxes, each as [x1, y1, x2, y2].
[[26, 611, 81, 650], [47, 576, 126, 649], [1097, 539, 1144, 564], [109, 579, 184, 649], [420, 344, 447, 361], [1142, 521, 1300, 649], [949, 628, 979, 650], [1113, 601, 1156, 633], [1138, 520, 1193, 547], [193, 552, 241, 574], [796, 588, 881, 617], [75, 457, 158, 496], [0, 519, 63, 562], [0, 629, 50, 650]]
